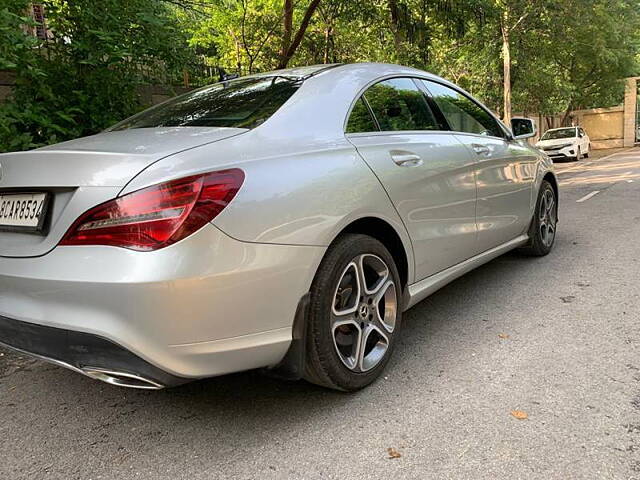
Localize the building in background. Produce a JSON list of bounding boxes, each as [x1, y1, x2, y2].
[[25, 3, 52, 40]]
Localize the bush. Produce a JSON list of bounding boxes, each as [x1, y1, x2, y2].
[[0, 0, 193, 152]]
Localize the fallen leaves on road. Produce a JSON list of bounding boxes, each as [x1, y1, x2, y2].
[[498, 333, 510, 339], [387, 447, 402, 459], [510, 410, 528, 420]]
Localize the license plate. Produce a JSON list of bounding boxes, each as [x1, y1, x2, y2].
[[0, 192, 49, 231]]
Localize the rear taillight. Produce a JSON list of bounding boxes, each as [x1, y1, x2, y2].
[[60, 169, 244, 251]]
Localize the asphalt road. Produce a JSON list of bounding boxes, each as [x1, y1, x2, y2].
[[1, 149, 640, 480]]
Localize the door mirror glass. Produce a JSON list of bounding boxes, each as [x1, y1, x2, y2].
[[511, 117, 536, 139]]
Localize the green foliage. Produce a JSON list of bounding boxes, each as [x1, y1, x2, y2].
[[0, 0, 193, 152], [430, 0, 639, 115], [1, 0, 639, 152], [186, 0, 639, 116]]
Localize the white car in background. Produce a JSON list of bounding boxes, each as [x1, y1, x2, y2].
[[536, 126, 590, 161]]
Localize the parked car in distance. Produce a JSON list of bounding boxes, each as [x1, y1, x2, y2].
[[536, 126, 590, 161], [0, 63, 558, 392]]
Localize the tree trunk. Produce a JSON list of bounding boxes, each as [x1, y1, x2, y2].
[[501, 17, 512, 126], [561, 104, 573, 126], [277, 0, 322, 69], [279, 0, 293, 66], [234, 39, 242, 75], [388, 0, 403, 61], [323, 26, 332, 63]]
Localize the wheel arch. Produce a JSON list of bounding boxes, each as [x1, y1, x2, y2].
[[336, 216, 411, 292], [270, 215, 412, 381], [543, 171, 559, 218]]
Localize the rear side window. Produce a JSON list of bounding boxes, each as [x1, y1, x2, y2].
[[421, 80, 503, 138], [347, 78, 440, 133], [111, 76, 301, 130], [346, 98, 378, 133]]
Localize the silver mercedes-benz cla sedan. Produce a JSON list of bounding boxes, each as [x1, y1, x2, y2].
[[0, 63, 557, 391]]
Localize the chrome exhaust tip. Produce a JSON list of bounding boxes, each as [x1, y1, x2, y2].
[[81, 367, 165, 390]]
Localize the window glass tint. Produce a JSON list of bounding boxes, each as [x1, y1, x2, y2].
[[346, 98, 378, 133], [362, 78, 440, 132], [111, 76, 301, 130], [422, 80, 503, 137]]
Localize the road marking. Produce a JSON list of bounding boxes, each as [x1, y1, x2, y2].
[[576, 191, 601, 203], [556, 160, 595, 174], [555, 148, 638, 175], [628, 180, 634, 183]]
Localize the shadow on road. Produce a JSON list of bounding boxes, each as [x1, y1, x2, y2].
[[2, 248, 542, 431]]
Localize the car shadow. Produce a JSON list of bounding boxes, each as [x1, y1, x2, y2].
[[10, 250, 531, 397], [0, 248, 547, 472]]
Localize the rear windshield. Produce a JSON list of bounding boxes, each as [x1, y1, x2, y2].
[[111, 76, 302, 130], [541, 128, 576, 140]]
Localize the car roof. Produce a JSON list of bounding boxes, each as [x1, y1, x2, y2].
[[206, 63, 506, 143], [240, 63, 479, 140], [246, 64, 343, 80], [246, 62, 446, 82]]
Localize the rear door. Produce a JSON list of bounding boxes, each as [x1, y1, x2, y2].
[[346, 77, 478, 281], [420, 80, 536, 253]]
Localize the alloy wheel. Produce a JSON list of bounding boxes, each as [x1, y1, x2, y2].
[[330, 254, 398, 372], [539, 188, 557, 248]]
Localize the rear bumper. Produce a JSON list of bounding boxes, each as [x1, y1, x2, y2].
[[0, 315, 185, 389], [0, 224, 325, 387]]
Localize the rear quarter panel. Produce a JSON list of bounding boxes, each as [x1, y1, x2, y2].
[[122, 131, 417, 284]]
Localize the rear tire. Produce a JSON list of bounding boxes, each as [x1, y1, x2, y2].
[[304, 234, 402, 391], [521, 180, 557, 256]]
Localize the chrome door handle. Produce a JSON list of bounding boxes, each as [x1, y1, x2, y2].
[[390, 151, 423, 167], [472, 144, 491, 156]]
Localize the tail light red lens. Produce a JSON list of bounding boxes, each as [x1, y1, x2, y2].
[[60, 169, 244, 251]]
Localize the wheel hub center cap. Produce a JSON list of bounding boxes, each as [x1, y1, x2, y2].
[[358, 304, 369, 319]]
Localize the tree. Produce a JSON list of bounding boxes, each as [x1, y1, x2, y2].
[[277, 0, 322, 68], [3, 0, 639, 152], [0, 0, 194, 151], [495, 1, 533, 125]]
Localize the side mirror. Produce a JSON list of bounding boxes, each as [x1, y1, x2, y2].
[[511, 117, 537, 140]]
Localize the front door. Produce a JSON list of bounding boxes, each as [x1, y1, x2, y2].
[[453, 135, 537, 251], [420, 80, 536, 252]]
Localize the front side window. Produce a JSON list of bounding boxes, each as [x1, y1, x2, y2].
[[111, 76, 301, 130], [421, 80, 503, 138], [347, 78, 440, 133]]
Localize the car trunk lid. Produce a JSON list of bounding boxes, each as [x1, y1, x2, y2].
[[0, 127, 246, 258]]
